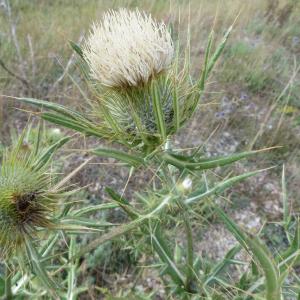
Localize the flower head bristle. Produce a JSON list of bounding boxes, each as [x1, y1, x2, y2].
[[83, 8, 174, 88]]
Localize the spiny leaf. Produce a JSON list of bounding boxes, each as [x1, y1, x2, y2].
[[151, 83, 167, 141], [69, 40, 84, 59], [276, 220, 300, 275], [200, 31, 213, 88], [72, 203, 118, 216], [59, 216, 115, 228], [216, 208, 281, 300], [24, 236, 59, 295], [204, 244, 242, 286], [33, 136, 70, 170], [150, 225, 185, 287], [161, 148, 272, 171], [92, 148, 145, 167], [16, 97, 88, 121], [105, 187, 139, 219], [67, 236, 77, 300], [105, 187, 130, 205], [185, 168, 271, 205], [42, 113, 104, 138], [206, 23, 234, 76], [172, 78, 180, 130]]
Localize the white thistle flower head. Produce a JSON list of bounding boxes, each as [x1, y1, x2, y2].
[[83, 9, 174, 88]]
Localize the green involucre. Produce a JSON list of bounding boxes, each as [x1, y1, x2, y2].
[[91, 69, 198, 147]]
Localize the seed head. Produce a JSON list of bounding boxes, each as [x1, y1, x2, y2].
[[83, 9, 174, 88]]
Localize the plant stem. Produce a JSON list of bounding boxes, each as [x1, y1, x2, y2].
[[5, 263, 13, 300], [176, 199, 196, 293], [183, 210, 195, 291]]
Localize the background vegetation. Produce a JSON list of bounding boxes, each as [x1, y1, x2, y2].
[[0, 0, 299, 299]]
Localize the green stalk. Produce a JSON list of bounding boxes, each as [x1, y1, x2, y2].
[[5, 264, 13, 300], [183, 209, 195, 292], [74, 194, 174, 258], [175, 197, 196, 293]]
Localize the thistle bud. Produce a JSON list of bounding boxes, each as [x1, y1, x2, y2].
[[0, 132, 66, 259], [80, 9, 200, 148]]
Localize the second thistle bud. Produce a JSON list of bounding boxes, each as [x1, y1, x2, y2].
[[0, 130, 67, 259]]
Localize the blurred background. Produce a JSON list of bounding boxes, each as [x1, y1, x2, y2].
[[0, 0, 299, 298]]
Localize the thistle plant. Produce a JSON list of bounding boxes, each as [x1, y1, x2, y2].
[[11, 8, 300, 300], [19, 8, 230, 153]]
